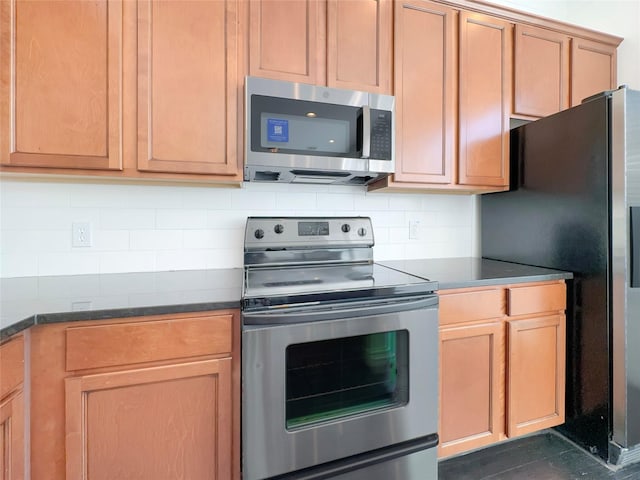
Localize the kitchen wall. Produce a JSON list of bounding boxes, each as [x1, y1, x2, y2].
[[0, 178, 476, 277], [1, 0, 638, 279]]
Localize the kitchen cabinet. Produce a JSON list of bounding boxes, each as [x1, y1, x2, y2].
[[0, 0, 123, 171], [249, 0, 392, 94], [137, 0, 240, 176], [370, 0, 511, 192], [513, 24, 570, 119], [571, 37, 617, 107], [0, 0, 242, 183], [0, 335, 26, 480], [437, 280, 566, 458], [28, 310, 240, 480]]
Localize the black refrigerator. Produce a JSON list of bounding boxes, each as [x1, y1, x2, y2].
[[481, 87, 640, 466]]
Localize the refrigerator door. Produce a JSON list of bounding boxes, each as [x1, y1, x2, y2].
[[612, 88, 640, 454], [482, 95, 611, 459]]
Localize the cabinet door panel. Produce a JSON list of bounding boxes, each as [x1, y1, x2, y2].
[[0, 391, 25, 480], [66, 358, 232, 480], [571, 38, 616, 107], [459, 12, 511, 187], [249, 0, 325, 85], [0, 0, 122, 170], [439, 321, 504, 458], [507, 315, 565, 437], [514, 24, 569, 117], [327, 0, 391, 94], [137, 0, 239, 175], [393, 0, 456, 184]]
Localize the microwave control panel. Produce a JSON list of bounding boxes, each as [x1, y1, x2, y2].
[[370, 109, 393, 160]]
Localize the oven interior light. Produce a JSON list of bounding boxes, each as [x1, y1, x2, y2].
[[329, 139, 335, 143], [306, 112, 317, 118]]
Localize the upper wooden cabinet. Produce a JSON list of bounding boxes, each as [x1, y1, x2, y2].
[[249, 0, 392, 94], [458, 12, 511, 188], [137, 0, 240, 175], [0, 0, 242, 183], [513, 24, 570, 118], [391, 0, 457, 184], [571, 37, 617, 107], [0, 0, 123, 171], [370, 1, 511, 193]]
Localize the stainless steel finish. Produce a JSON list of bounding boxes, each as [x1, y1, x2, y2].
[[244, 76, 395, 185], [326, 447, 437, 480], [362, 105, 371, 159], [612, 87, 640, 449], [242, 304, 439, 480]]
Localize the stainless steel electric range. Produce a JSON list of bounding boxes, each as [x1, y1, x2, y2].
[[241, 217, 439, 480]]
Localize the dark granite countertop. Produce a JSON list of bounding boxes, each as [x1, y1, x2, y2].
[[378, 257, 573, 290], [1, 268, 243, 340], [1, 258, 573, 340]]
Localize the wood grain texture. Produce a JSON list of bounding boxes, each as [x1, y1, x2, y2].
[[507, 314, 565, 437], [439, 321, 505, 458], [0, 390, 25, 480], [29, 310, 239, 480], [65, 358, 232, 480], [0, 335, 24, 399], [66, 314, 232, 371], [137, 0, 240, 175], [327, 0, 392, 94], [249, 0, 325, 84], [571, 37, 617, 107], [439, 288, 505, 325], [1, 0, 122, 170], [458, 11, 511, 187], [514, 24, 569, 117], [508, 282, 566, 317], [392, 0, 457, 184]]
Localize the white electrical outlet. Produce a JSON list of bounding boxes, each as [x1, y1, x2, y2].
[[409, 220, 421, 240], [72, 222, 92, 247]]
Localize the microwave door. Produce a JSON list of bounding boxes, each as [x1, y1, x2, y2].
[[361, 105, 371, 159]]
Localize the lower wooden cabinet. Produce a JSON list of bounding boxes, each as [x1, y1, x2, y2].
[[0, 335, 26, 480], [29, 310, 239, 480], [438, 281, 566, 458], [65, 358, 232, 480]]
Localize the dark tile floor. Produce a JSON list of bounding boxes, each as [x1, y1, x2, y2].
[[438, 431, 640, 479]]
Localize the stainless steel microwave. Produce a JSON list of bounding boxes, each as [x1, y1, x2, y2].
[[245, 76, 395, 185]]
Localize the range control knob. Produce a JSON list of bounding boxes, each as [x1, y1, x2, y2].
[[357, 227, 367, 237], [274, 224, 284, 234], [341, 224, 351, 233], [254, 229, 265, 239]]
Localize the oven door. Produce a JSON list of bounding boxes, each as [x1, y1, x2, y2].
[[242, 295, 438, 480]]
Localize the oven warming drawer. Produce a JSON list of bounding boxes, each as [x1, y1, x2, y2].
[[242, 296, 439, 480]]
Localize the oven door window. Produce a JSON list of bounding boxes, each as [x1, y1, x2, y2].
[[285, 330, 409, 429]]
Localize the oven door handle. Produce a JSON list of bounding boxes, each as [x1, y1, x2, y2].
[[242, 295, 438, 325]]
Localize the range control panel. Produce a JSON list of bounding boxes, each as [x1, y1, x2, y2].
[[244, 217, 374, 250]]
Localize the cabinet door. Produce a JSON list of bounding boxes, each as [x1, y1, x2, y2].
[[249, 0, 325, 85], [507, 314, 565, 437], [327, 0, 392, 94], [393, 0, 457, 184], [0, 392, 25, 480], [66, 358, 232, 480], [571, 38, 617, 107], [137, 0, 240, 176], [514, 24, 569, 118], [458, 12, 511, 187], [439, 321, 505, 458], [0, 0, 122, 170]]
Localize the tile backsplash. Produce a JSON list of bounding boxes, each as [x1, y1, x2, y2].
[[0, 178, 478, 278]]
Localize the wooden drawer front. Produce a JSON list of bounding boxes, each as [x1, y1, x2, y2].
[[508, 283, 566, 317], [66, 314, 232, 371], [439, 289, 505, 325], [0, 336, 25, 399]]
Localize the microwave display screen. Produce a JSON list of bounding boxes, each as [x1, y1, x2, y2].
[[298, 221, 330, 236], [261, 113, 350, 153]]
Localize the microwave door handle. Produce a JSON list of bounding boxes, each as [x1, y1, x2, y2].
[[361, 105, 371, 159]]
